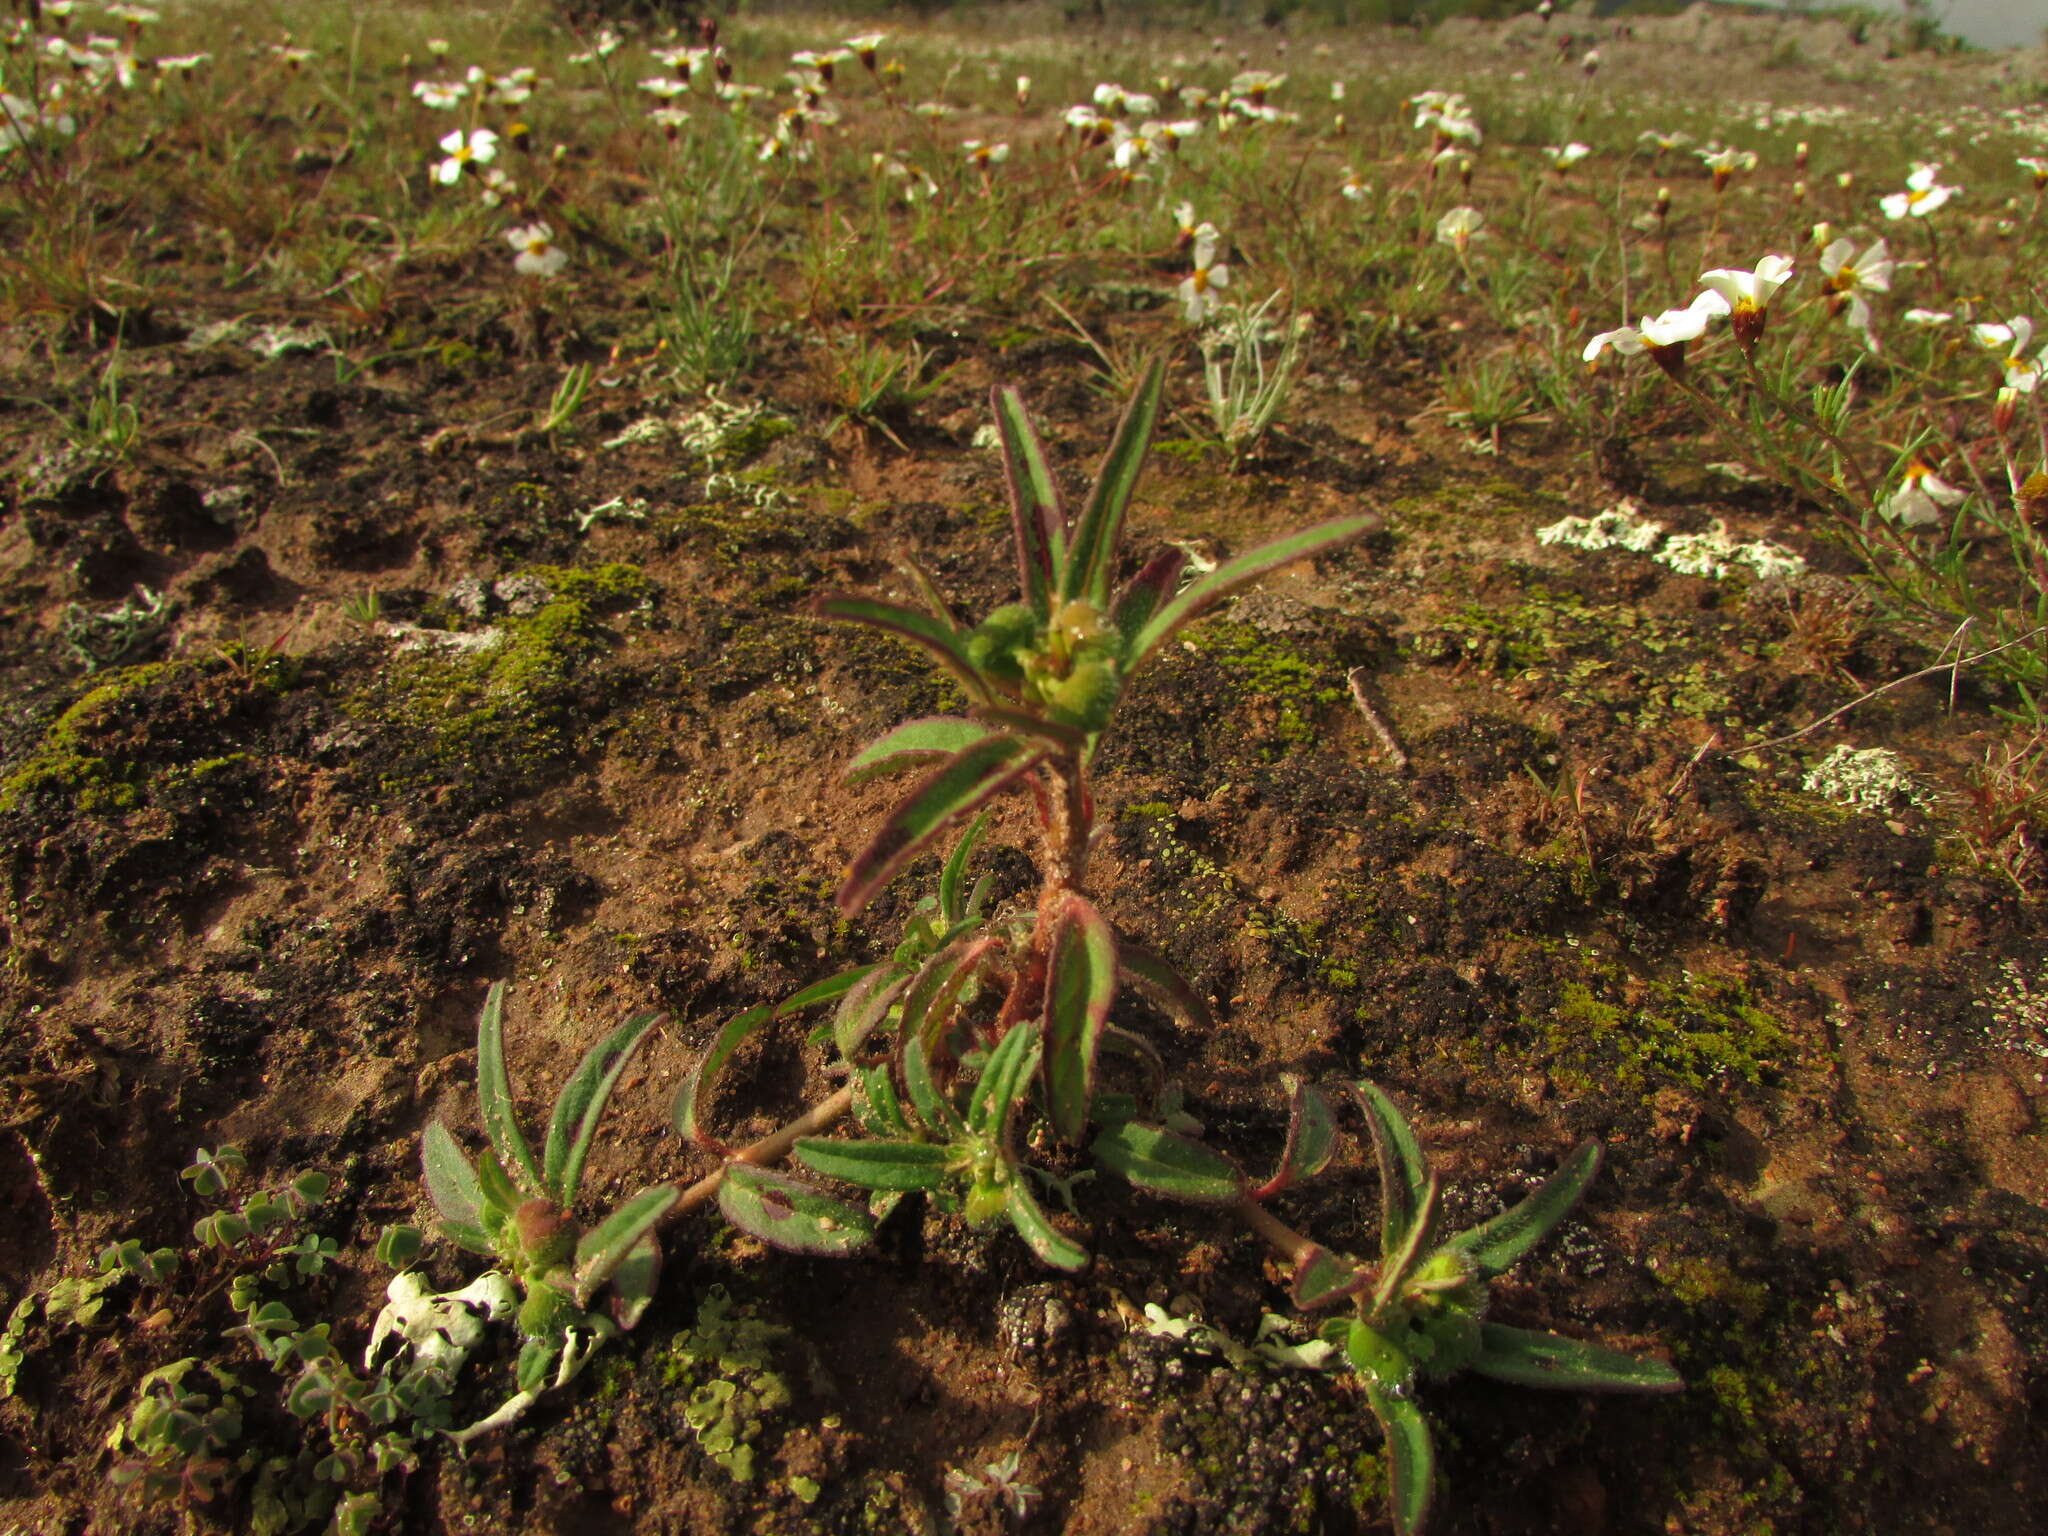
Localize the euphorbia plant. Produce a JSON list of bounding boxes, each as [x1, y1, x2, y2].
[[678, 362, 1380, 1265]]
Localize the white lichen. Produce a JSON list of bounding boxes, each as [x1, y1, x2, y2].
[[1800, 744, 1932, 813], [1536, 498, 1666, 554], [1538, 502, 1805, 581]]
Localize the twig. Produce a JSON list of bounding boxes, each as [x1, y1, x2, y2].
[[1734, 620, 2043, 754], [1347, 667, 1410, 775], [663, 1084, 857, 1227]]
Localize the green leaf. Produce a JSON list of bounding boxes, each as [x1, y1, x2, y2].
[[1128, 511, 1382, 671], [475, 983, 544, 1196], [1115, 940, 1213, 1029], [717, 1164, 875, 1257], [938, 811, 991, 925], [968, 701, 1090, 756], [1253, 1076, 1340, 1200], [421, 1122, 485, 1233], [1042, 895, 1117, 1144], [1365, 1380, 1436, 1536], [1470, 1323, 1683, 1394], [1110, 547, 1188, 651], [1371, 1171, 1441, 1314], [572, 1185, 677, 1306], [902, 1034, 965, 1138], [815, 596, 992, 705], [844, 716, 995, 785], [898, 938, 998, 1061], [855, 1063, 913, 1137], [543, 1009, 663, 1206], [1445, 1141, 1602, 1279], [474, 1146, 525, 1226], [1355, 1082, 1432, 1259], [606, 1234, 662, 1331], [1061, 358, 1165, 606], [967, 1021, 1042, 1137], [1292, 1245, 1370, 1310], [1089, 1121, 1245, 1204], [795, 1137, 954, 1192], [1006, 1177, 1088, 1271], [774, 964, 884, 1019], [839, 735, 1045, 916], [674, 1006, 775, 1147], [992, 384, 1065, 614], [834, 969, 909, 1062]]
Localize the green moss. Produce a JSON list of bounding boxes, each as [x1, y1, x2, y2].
[[1656, 1257, 1771, 1322], [661, 1286, 795, 1485], [1537, 972, 1788, 1095], [348, 564, 651, 796], [1183, 621, 1347, 754]]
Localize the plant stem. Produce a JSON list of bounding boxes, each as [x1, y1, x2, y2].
[[1232, 1197, 1315, 1265], [664, 1084, 857, 1225]]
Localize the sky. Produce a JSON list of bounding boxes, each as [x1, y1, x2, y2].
[[1915, 0, 2046, 49]]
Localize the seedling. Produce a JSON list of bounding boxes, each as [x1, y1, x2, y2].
[[420, 984, 676, 1405], [1277, 1083, 1682, 1536]]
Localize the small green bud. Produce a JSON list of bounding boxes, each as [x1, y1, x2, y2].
[[963, 1175, 1009, 1227], [1413, 1306, 1483, 1377], [1046, 657, 1119, 732], [517, 1280, 579, 1343], [1344, 1321, 1413, 1388], [965, 603, 1039, 680], [512, 1199, 575, 1273]]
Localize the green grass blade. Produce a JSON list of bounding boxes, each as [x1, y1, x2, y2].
[[1061, 358, 1165, 605], [845, 716, 994, 784], [475, 983, 543, 1195], [543, 1009, 662, 1206], [1447, 1141, 1602, 1279], [1128, 512, 1382, 671], [1043, 894, 1117, 1144], [795, 1137, 953, 1192], [1472, 1323, 1683, 1394], [838, 735, 1044, 915], [717, 1164, 875, 1257]]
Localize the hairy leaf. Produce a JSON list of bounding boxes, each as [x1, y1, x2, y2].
[[1253, 1076, 1340, 1200], [475, 983, 543, 1195], [854, 1063, 913, 1137], [795, 1137, 954, 1192], [992, 384, 1065, 614], [571, 1185, 677, 1306], [1062, 358, 1165, 606], [674, 1006, 775, 1147], [543, 1009, 662, 1207], [1110, 546, 1188, 650], [1471, 1323, 1682, 1394], [938, 811, 991, 925], [1007, 1177, 1088, 1271], [774, 964, 884, 1019], [815, 595, 992, 704], [844, 716, 994, 785], [1292, 1244, 1371, 1310], [1365, 1380, 1436, 1536], [839, 735, 1044, 915], [833, 969, 909, 1061], [717, 1164, 875, 1257], [607, 1234, 662, 1331], [902, 1033, 966, 1138], [1043, 895, 1118, 1144], [1115, 940, 1214, 1029], [968, 1022, 1042, 1137], [1445, 1141, 1602, 1279], [1089, 1120, 1245, 1204], [1128, 512, 1382, 670], [1371, 1171, 1442, 1314], [1356, 1081, 1432, 1259], [422, 1121, 485, 1233]]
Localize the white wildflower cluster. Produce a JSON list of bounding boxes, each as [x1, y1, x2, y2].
[[1800, 745, 1933, 814], [1538, 501, 1805, 582]]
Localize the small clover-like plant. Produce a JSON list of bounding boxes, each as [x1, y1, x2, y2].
[[686, 366, 1378, 1268], [420, 983, 677, 1396], [1276, 1083, 1682, 1536]]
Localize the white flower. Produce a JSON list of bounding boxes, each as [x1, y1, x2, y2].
[[1640, 296, 1725, 346], [1340, 166, 1370, 202], [1972, 316, 2042, 392], [505, 220, 566, 277], [478, 166, 515, 207], [434, 127, 497, 184], [1178, 224, 1229, 324], [1880, 161, 1958, 220], [1638, 128, 1691, 153], [1697, 255, 1794, 350], [638, 77, 689, 99], [1172, 200, 1199, 244], [1697, 145, 1757, 187], [1583, 323, 1646, 361], [412, 78, 465, 109], [1435, 205, 1483, 252], [1110, 123, 1156, 169], [964, 139, 1009, 169], [1545, 142, 1590, 172], [1902, 308, 1952, 326], [1881, 462, 1965, 527], [2021, 156, 2048, 190]]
